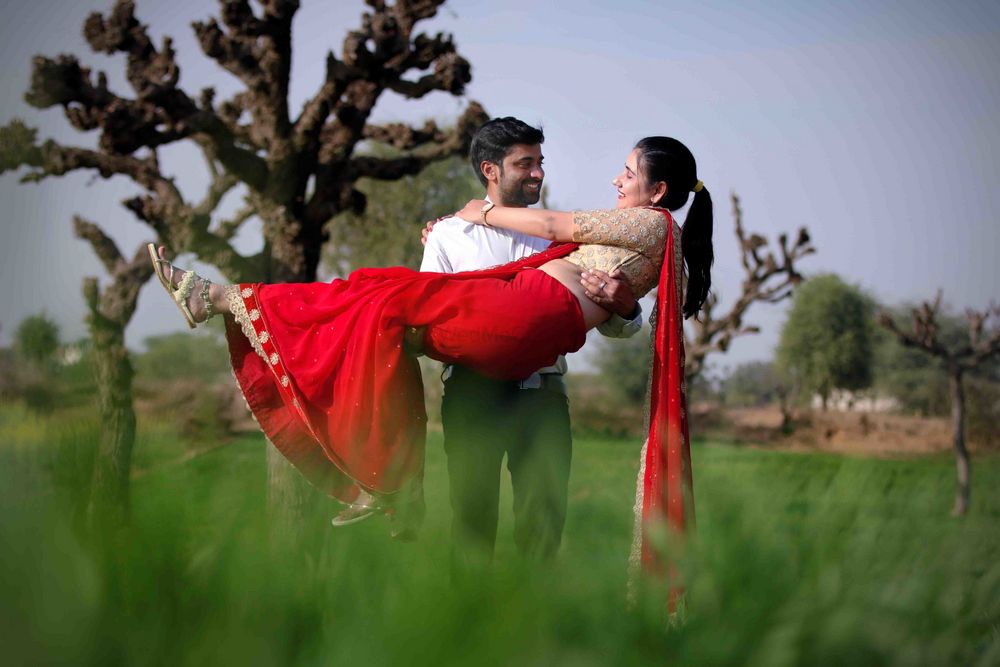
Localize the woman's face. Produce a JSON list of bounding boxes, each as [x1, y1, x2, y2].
[[612, 148, 665, 209]]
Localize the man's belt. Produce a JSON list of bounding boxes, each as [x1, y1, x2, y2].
[[516, 372, 566, 393], [443, 366, 566, 394]]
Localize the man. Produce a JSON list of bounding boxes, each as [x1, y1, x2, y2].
[[420, 117, 643, 570]]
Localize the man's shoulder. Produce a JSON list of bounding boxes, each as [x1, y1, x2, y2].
[[428, 215, 520, 242], [429, 214, 471, 232], [427, 210, 548, 251]]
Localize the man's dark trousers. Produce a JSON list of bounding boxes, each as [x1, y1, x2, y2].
[[442, 365, 572, 570]]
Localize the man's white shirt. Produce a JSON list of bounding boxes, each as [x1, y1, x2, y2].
[[419, 207, 643, 378], [419, 214, 550, 274]]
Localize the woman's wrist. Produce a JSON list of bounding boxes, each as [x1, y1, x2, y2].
[[479, 201, 495, 226]]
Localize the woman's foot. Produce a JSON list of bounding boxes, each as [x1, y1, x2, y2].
[[147, 244, 225, 327], [331, 489, 382, 527]]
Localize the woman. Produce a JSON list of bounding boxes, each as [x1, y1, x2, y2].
[[151, 137, 711, 568]]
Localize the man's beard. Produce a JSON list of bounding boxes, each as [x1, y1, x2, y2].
[[499, 177, 543, 207]]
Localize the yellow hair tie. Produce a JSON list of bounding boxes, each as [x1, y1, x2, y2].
[[693, 180, 704, 193]]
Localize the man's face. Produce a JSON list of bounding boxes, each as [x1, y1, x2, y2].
[[495, 143, 544, 207]]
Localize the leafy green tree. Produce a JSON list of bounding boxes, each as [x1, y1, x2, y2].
[[14, 313, 60, 367], [720, 361, 786, 407], [777, 274, 874, 409]]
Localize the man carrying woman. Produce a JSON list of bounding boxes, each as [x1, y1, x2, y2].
[[419, 117, 644, 569], [149, 131, 712, 597]]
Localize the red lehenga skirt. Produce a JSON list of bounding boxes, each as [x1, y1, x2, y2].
[[224, 243, 587, 502]]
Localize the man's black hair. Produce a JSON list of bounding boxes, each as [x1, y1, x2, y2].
[[468, 117, 544, 186]]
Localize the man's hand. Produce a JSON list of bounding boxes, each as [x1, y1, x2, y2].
[[420, 216, 450, 245], [420, 220, 436, 246], [580, 268, 639, 319]]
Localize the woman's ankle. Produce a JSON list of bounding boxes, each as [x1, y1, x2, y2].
[[209, 283, 232, 316]]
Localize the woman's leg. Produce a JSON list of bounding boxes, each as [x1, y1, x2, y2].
[[420, 270, 587, 380]]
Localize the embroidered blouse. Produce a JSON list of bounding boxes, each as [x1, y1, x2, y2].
[[565, 207, 673, 298]]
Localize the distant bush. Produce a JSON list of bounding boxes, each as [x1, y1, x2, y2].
[[134, 329, 230, 383], [567, 372, 645, 438], [966, 377, 1000, 449], [720, 361, 787, 407], [1, 334, 95, 414], [14, 313, 59, 367], [132, 328, 240, 441], [593, 325, 653, 405]]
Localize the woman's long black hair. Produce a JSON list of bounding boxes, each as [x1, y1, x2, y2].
[[634, 137, 713, 319]]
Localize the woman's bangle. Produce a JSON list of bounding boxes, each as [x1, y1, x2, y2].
[[480, 201, 495, 226]]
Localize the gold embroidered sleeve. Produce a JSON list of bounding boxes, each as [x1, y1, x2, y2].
[[571, 208, 667, 256]]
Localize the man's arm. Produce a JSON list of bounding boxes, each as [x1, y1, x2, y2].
[[582, 268, 643, 338], [419, 228, 453, 273]]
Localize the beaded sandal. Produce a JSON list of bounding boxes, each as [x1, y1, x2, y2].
[[330, 502, 380, 527], [147, 243, 215, 329]]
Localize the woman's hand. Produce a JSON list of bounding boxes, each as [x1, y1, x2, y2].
[[580, 268, 639, 318], [455, 199, 489, 224]]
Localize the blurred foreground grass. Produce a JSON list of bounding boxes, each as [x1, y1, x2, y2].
[[1, 405, 998, 666]]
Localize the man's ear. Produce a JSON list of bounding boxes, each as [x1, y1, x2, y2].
[[480, 160, 500, 184]]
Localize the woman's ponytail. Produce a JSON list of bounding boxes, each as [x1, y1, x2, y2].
[[634, 136, 714, 319], [681, 186, 713, 318]]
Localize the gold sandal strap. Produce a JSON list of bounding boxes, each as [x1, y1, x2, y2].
[[200, 278, 215, 319]]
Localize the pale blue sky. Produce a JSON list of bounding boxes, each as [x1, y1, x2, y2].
[[1, 0, 998, 371]]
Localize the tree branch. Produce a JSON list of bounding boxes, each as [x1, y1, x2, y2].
[[73, 216, 125, 275], [75, 216, 154, 327], [215, 201, 256, 241], [294, 0, 472, 163], [305, 101, 486, 227], [192, 0, 297, 148], [362, 119, 453, 150], [27, 1, 270, 190], [878, 294, 1000, 370], [685, 192, 815, 377], [194, 162, 239, 217]]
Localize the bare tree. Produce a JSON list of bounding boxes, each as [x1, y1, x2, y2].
[[684, 192, 815, 378], [0, 0, 486, 521], [879, 294, 1000, 516], [75, 218, 153, 524]]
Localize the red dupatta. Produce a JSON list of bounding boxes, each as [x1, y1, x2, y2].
[[635, 211, 695, 608], [225, 241, 583, 504]]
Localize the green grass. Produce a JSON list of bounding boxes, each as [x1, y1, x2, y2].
[[1, 409, 998, 666]]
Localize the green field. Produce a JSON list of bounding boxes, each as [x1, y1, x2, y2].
[[2, 407, 998, 666]]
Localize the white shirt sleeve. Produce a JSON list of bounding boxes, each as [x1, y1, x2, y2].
[[419, 229, 453, 273], [596, 303, 644, 338]]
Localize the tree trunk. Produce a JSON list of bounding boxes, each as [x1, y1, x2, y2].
[[261, 206, 326, 528], [260, 204, 323, 283], [948, 366, 970, 517], [266, 446, 319, 534], [87, 312, 136, 527]]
